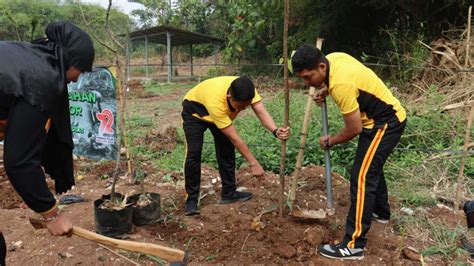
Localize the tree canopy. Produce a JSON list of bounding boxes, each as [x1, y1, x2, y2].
[[0, 0, 130, 61], [0, 0, 470, 64]]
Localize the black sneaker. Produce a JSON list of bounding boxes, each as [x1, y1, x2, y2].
[[220, 191, 253, 204], [185, 198, 200, 216], [372, 213, 389, 224], [319, 243, 364, 260]]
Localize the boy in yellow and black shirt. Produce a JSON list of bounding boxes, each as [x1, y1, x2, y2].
[[292, 44, 406, 260], [182, 76, 290, 215]]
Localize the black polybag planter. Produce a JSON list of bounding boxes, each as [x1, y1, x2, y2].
[[94, 194, 133, 238], [464, 200, 474, 228], [129, 192, 161, 226]]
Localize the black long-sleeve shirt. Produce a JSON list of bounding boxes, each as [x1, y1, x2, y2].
[[1, 99, 57, 213]]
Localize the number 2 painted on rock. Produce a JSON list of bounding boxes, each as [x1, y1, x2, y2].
[[96, 109, 114, 134]]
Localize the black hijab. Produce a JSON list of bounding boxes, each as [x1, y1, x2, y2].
[[43, 21, 95, 72], [0, 21, 94, 113]]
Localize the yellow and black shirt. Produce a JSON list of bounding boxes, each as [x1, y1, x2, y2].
[[327, 53, 406, 129], [182, 76, 261, 129]]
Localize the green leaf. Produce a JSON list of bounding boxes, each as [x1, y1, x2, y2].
[[248, 39, 256, 47]]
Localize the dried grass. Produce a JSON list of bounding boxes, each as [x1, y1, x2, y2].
[[413, 28, 473, 107]]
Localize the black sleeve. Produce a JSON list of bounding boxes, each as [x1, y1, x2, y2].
[[42, 123, 75, 194], [3, 100, 56, 213], [42, 90, 75, 194]]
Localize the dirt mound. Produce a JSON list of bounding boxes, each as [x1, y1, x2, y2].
[[0, 145, 57, 209], [0, 146, 23, 209], [0, 159, 462, 264], [136, 127, 180, 153], [0, 179, 23, 209], [143, 165, 407, 264], [127, 79, 150, 99]]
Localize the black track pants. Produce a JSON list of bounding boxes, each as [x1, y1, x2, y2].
[[343, 120, 406, 248], [182, 113, 236, 200]]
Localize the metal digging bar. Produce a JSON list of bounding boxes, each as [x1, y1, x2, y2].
[[322, 99, 335, 215]]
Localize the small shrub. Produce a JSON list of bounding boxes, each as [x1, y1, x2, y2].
[[207, 67, 226, 77]]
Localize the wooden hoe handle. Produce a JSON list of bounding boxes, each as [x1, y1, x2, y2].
[[29, 218, 187, 263]]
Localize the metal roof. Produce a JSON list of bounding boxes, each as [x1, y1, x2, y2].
[[127, 25, 225, 46]]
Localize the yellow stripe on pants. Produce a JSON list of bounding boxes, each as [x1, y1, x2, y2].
[[348, 124, 387, 248]]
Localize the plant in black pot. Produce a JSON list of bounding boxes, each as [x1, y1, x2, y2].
[[94, 170, 133, 239], [461, 200, 474, 257], [129, 168, 161, 226]]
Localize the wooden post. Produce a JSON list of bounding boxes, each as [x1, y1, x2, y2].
[[145, 35, 149, 79], [166, 31, 172, 83], [464, 6, 472, 69], [289, 38, 324, 206], [289, 87, 315, 204], [454, 5, 473, 212], [110, 67, 133, 182], [190, 44, 194, 77], [454, 105, 474, 212], [127, 40, 131, 80], [279, 0, 290, 217]]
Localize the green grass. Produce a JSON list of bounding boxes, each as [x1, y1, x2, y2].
[[144, 81, 192, 96], [393, 211, 471, 263], [153, 141, 186, 171]]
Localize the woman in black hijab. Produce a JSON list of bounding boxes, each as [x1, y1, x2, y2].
[[0, 21, 94, 263]]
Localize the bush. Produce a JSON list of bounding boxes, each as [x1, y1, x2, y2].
[[207, 67, 227, 77]]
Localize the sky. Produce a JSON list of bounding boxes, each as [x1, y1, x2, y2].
[[79, 0, 144, 15]]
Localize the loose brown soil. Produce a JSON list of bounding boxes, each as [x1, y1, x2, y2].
[[138, 127, 180, 153], [2, 141, 467, 265], [0, 74, 471, 264]]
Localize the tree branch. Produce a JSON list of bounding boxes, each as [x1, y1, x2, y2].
[[105, 0, 125, 53], [77, 0, 116, 53], [4, 10, 22, 41]]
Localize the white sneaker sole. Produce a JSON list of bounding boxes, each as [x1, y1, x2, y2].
[[319, 251, 365, 260], [373, 218, 389, 224]]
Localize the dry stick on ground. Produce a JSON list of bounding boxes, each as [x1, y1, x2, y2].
[[442, 100, 474, 111], [454, 105, 474, 212], [240, 233, 251, 261], [99, 244, 140, 266], [437, 194, 471, 207], [278, 0, 290, 217]]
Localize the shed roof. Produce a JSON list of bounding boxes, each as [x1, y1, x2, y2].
[[128, 25, 225, 46]]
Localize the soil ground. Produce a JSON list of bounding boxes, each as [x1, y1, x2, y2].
[[0, 147, 469, 265], [0, 79, 471, 265]]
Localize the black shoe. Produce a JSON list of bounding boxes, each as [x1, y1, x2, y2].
[[185, 198, 200, 216], [319, 242, 364, 260], [372, 212, 389, 224], [220, 191, 253, 204]]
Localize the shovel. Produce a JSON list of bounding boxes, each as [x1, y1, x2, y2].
[[321, 99, 335, 215], [29, 218, 188, 264]]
